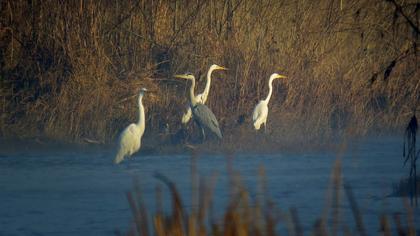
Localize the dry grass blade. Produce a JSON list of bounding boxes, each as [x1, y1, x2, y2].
[[379, 214, 392, 236], [126, 191, 149, 236], [343, 183, 366, 236], [322, 158, 342, 236], [402, 199, 416, 236], [154, 172, 186, 235], [290, 207, 303, 236], [331, 159, 341, 236], [198, 173, 219, 228], [393, 213, 406, 236], [383, 60, 396, 81], [313, 219, 328, 236], [135, 182, 151, 236]]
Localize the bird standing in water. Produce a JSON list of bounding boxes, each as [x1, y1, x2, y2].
[[175, 73, 222, 140], [252, 73, 287, 132], [181, 64, 227, 124], [114, 88, 148, 164]]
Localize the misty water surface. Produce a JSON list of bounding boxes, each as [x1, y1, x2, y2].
[[0, 136, 419, 235]]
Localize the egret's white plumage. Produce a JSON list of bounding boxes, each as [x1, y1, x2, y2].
[[114, 88, 148, 164], [181, 64, 227, 124], [252, 73, 287, 131], [252, 101, 269, 130]]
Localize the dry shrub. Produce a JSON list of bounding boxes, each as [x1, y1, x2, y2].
[[0, 0, 418, 147]]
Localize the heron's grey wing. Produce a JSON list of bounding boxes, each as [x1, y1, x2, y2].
[[192, 104, 222, 139]]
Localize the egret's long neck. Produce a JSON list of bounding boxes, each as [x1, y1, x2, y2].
[[189, 78, 197, 106], [202, 67, 215, 101], [264, 77, 275, 103], [137, 94, 145, 130]]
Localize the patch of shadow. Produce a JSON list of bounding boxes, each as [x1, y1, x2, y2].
[[390, 176, 420, 198]]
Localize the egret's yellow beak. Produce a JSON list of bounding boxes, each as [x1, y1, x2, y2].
[[276, 74, 287, 79], [216, 65, 228, 70]]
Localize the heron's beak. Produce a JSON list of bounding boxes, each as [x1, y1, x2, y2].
[[217, 65, 228, 70], [174, 74, 190, 80]]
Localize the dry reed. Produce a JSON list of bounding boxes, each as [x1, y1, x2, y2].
[[119, 151, 418, 235], [0, 0, 418, 148]]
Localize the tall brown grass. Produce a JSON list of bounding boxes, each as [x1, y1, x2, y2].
[[0, 0, 418, 147], [118, 153, 418, 235]]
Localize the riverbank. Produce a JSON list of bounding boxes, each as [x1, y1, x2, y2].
[[1, 1, 418, 146], [0, 131, 405, 161]]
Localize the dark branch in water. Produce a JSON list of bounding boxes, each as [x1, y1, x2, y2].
[[402, 114, 418, 205]]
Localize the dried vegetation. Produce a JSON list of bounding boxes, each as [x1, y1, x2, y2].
[[0, 0, 418, 148], [119, 152, 418, 235]]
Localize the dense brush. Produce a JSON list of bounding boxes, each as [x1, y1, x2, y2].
[[0, 0, 418, 147]]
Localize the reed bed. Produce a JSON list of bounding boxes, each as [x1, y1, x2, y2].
[[118, 152, 418, 236], [0, 0, 419, 147]]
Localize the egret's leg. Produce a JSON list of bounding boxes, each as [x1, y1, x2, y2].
[[264, 122, 267, 134], [254, 128, 259, 143], [114, 148, 125, 164], [125, 158, 132, 169]]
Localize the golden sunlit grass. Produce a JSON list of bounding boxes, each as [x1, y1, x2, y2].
[[0, 0, 418, 147], [117, 152, 418, 236]]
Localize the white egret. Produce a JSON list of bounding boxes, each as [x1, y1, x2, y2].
[[252, 73, 287, 131], [175, 73, 222, 140], [181, 64, 227, 124], [114, 88, 148, 164]]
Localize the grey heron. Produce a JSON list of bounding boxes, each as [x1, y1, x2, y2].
[[175, 73, 222, 140], [181, 64, 227, 124]]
